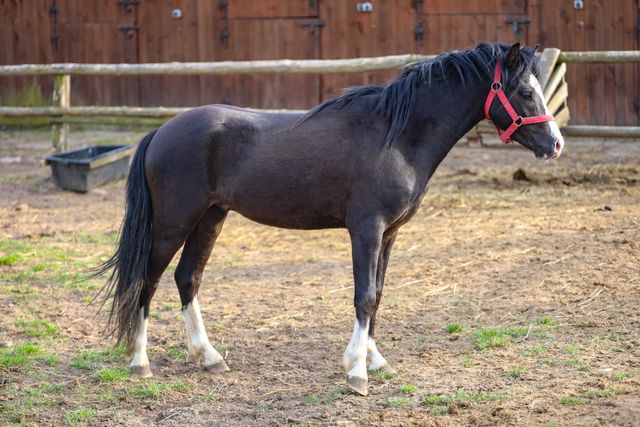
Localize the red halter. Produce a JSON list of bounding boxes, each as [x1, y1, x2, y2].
[[484, 61, 555, 144]]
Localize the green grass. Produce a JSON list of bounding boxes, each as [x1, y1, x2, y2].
[[96, 367, 129, 383], [507, 367, 527, 379], [473, 326, 527, 350], [535, 315, 556, 326], [578, 365, 590, 372], [381, 397, 412, 408], [423, 389, 507, 410], [559, 387, 621, 406], [131, 381, 192, 400], [370, 369, 396, 381], [0, 343, 40, 369], [612, 372, 628, 382], [521, 345, 548, 357], [0, 252, 22, 266], [399, 384, 417, 394], [300, 387, 347, 405], [462, 355, 473, 367], [71, 346, 125, 370], [445, 323, 463, 334], [165, 347, 188, 361], [65, 408, 98, 425], [562, 358, 579, 367], [16, 319, 58, 338]]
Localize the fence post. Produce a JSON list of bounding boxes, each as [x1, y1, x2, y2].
[[51, 74, 70, 152]]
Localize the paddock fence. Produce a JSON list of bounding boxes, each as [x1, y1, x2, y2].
[[1, 49, 639, 152]]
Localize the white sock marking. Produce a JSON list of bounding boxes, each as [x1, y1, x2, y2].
[[130, 308, 149, 368], [343, 319, 369, 380], [183, 297, 224, 366], [529, 73, 564, 153], [367, 337, 389, 371]]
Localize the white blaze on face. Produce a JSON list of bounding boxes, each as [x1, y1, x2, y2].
[[183, 297, 224, 366], [529, 73, 564, 153], [130, 308, 149, 368]]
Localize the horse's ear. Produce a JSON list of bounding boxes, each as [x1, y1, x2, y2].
[[506, 42, 521, 69], [533, 44, 540, 53]]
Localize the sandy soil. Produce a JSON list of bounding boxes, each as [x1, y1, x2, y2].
[[0, 130, 639, 426]]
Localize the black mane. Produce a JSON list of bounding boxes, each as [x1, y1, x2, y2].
[[300, 42, 538, 146]]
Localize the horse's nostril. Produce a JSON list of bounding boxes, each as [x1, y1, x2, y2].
[[555, 139, 562, 152]]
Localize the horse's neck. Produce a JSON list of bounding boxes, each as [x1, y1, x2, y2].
[[407, 78, 489, 172]]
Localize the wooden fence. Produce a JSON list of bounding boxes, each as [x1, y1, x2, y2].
[[1, 50, 639, 152]]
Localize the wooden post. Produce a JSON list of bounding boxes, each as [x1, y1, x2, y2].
[[51, 74, 70, 152]]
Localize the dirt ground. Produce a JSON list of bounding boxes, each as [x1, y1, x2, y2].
[[0, 130, 639, 426]]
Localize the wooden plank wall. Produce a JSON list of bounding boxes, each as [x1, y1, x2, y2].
[[0, 0, 638, 125], [529, 0, 639, 126]]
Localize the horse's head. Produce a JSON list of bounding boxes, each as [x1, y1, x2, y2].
[[485, 43, 564, 160]]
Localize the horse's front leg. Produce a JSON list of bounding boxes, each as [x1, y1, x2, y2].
[[344, 218, 384, 396]]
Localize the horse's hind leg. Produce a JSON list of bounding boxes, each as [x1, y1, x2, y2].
[[130, 230, 186, 377], [367, 230, 397, 374], [174, 205, 229, 372]]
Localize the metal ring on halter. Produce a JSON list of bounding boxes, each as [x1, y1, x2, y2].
[[515, 116, 523, 126], [491, 82, 502, 91]]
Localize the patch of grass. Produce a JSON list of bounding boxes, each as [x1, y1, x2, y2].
[[96, 367, 129, 383], [578, 365, 590, 372], [370, 369, 396, 381], [400, 384, 417, 394], [65, 408, 98, 425], [563, 358, 579, 367], [535, 315, 556, 326], [521, 345, 548, 357], [71, 346, 126, 370], [0, 252, 22, 266], [445, 323, 463, 334], [474, 326, 527, 350], [301, 387, 347, 405], [131, 381, 192, 400], [563, 344, 579, 354], [165, 347, 188, 361], [16, 319, 58, 338], [462, 355, 473, 367], [559, 387, 620, 406], [612, 372, 628, 382], [507, 367, 527, 379], [381, 397, 412, 408], [0, 343, 40, 369], [423, 389, 507, 412], [148, 310, 161, 319]]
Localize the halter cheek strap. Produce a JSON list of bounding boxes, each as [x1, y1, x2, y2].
[[484, 61, 555, 144]]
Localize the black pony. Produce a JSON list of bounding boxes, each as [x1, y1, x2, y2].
[[97, 42, 563, 395]]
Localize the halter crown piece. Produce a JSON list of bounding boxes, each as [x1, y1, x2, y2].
[[484, 61, 555, 144]]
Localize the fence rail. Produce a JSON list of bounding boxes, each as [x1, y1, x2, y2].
[[1, 50, 639, 151]]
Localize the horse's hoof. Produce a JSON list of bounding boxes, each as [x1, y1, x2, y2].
[[346, 375, 368, 396], [204, 360, 230, 373], [371, 363, 396, 375], [130, 365, 153, 378]]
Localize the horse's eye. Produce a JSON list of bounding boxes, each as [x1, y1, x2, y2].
[[521, 90, 533, 99]]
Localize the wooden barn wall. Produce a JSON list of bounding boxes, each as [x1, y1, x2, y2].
[[0, 0, 638, 125]]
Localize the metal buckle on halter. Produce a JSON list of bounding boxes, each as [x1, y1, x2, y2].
[[514, 116, 523, 126], [491, 82, 502, 91]]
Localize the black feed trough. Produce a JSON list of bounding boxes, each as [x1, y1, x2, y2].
[[45, 145, 134, 193]]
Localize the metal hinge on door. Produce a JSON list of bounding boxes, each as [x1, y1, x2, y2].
[[118, 0, 139, 14], [118, 24, 140, 38], [506, 16, 531, 39], [49, 1, 59, 48], [300, 19, 324, 35]]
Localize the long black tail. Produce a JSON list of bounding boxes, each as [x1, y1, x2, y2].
[[95, 128, 158, 352]]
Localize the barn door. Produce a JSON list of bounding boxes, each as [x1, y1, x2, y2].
[[529, 0, 640, 126], [420, 0, 529, 52], [51, 0, 140, 106], [218, 0, 322, 109]]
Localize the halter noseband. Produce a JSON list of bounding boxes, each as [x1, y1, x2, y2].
[[484, 61, 555, 144]]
